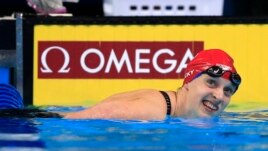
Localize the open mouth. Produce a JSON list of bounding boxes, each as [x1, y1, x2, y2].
[[202, 100, 219, 112]]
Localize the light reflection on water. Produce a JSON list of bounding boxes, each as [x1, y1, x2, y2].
[[0, 106, 267, 151]]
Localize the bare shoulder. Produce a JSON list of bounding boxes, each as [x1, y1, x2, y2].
[[116, 89, 160, 95], [64, 89, 175, 119], [104, 89, 162, 101]]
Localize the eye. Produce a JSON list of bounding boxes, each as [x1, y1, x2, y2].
[[206, 78, 217, 87], [223, 87, 235, 97]]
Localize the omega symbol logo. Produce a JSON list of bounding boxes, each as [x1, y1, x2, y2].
[[40, 46, 70, 73]]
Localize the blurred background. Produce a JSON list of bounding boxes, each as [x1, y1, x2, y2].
[[1, 0, 268, 55], [1, 0, 268, 17]]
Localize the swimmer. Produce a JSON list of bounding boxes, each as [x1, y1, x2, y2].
[[63, 49, 241, 120], [0, 49, 241, 120]]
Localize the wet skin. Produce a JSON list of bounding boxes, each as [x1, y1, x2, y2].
[[179, 74, 236, 118], [64, 74, 236, 120]]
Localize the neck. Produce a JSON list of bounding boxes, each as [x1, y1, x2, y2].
[[173, 86, 188, 117]]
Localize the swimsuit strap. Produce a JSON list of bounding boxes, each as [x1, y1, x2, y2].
[[160, 91, 171, 115]]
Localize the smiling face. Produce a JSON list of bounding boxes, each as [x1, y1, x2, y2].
[[181, 74, 236, 118]]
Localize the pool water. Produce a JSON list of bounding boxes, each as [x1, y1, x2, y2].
[[0, 106, 268, 151]]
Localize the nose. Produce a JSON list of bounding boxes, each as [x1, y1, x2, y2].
[[212, 88, 224, 102]]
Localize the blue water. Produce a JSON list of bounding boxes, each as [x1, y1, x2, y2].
[[0, 106, 268, 151]]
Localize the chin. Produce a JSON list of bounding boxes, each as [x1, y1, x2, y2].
[[198, 111, 218, 118], [199, 105, 222, 118]]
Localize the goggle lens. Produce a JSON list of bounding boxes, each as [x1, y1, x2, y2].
[[205, 66, 241, 86]]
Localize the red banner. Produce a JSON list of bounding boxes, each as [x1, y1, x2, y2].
[[38, 41, 203, 79]]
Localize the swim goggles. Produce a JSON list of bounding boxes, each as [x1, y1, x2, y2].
[[203, 66, 241, 87]]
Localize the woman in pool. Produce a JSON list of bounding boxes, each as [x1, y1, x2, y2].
[[63, 49, 241, 120], [0, 49, 241, 120]]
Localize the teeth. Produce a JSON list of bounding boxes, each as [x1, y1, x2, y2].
[[203, 100, 218, 111]]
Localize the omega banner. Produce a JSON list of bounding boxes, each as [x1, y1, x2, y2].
[[34, 24, 268, 108], [38, 41, 203, 79]]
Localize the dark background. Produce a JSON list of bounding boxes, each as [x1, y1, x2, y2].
[[1, 0, 268, 17], [0, 0, 103, 17], [1, 0, 268, 51]]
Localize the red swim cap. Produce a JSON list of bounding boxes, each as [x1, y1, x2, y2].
[[183, 49, 237, 84]]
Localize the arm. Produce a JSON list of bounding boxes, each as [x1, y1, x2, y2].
[[64, 89, 168, 120]]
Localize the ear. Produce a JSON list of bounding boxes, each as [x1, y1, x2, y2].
[[183, 83, 189, 91]]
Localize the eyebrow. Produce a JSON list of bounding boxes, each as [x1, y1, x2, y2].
[[207, 76, 235, 87]]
